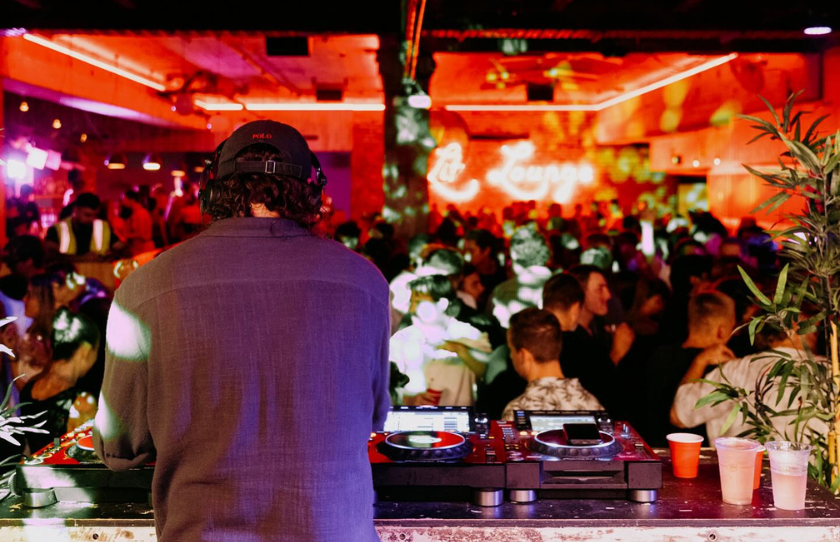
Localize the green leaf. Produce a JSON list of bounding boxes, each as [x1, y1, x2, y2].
[[784, 139, 823, 174], [738, 266, 772, 306], [776, 363, 795, 406], [739, 114, 776, 129], [748, 317, 761, 345], [720, 403, 742, 436], [759, 95, 781, 127], [695, 391, 731, 409], [773, 264, 789, 305], [747, 132, 772, 145], [803, 114, 830, 145], [752, 191, 791, 214]]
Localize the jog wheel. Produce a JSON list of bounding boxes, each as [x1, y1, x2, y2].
[[66, 435, 99, 463], [528, 429, 622, 458], [378, 431, 473, 462]]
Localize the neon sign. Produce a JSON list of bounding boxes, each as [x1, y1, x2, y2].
[[427, 143, 480, 202], [427, 141, 594, 203]]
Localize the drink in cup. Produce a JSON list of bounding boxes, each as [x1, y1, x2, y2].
[[715, 437, 762, 505], [666, 433, 704, 478], [766, 441, 812, 511], [425, 388, 443, 406]]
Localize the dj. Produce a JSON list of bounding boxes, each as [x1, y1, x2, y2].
[[93, 120, 391, 542]]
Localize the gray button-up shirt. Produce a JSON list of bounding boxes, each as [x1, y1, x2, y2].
[[94, 217, 390, 542]]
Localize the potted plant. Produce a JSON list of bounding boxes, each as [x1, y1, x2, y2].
[[699, 92, 840, 490]]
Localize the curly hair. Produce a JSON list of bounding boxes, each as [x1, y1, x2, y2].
[[205, 144, 323, 227]]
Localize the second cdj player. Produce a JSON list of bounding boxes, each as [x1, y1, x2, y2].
[[369, 406, 661, 506]]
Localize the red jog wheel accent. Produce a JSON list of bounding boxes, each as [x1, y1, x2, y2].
[[76, 435, 95, 451]]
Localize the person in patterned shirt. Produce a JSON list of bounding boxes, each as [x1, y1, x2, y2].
[[502, 308, 603, 420]]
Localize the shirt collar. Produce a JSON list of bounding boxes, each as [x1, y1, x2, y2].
[[201, 217, 313, 239]]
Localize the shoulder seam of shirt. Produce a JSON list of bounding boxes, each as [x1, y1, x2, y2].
[[119, 277, 390, 313]]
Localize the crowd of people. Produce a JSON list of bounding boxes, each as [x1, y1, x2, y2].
[[0, 178, 205, 460], [0, 182, 818, 459], [341, 199, 818, 448]]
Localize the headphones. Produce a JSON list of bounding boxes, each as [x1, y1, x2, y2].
[[198, 140, 327, 217]]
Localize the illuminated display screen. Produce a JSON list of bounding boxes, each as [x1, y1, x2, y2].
[[529, 415, 597, 432], [384, 410, 471, 433]]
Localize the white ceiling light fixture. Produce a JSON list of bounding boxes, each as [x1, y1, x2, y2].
[[194, 100, 385, 112], [804, 26, 832, 35], [23, 33, 167, 92], [444, 54, 738, 113], [194, 100, 244, 112], [244, 103, 385, 112]]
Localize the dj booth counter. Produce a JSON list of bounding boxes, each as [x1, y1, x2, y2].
[[0, 450, 838, 542]]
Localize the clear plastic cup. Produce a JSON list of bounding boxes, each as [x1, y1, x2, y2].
[[667, 433, 704, 478], [715, 437, 763, 505], [766, 441, 812, 510]]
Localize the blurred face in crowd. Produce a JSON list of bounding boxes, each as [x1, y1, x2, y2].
[[74, 206, 99, 226], [24, 287, 40, 319], [409, 291, 448, 325], [720, 241, 742, 259], [460, 271, 484, 303], [583, 272, 611, 317], [463, 239, 489, 266], [52, 272, 86, 308]]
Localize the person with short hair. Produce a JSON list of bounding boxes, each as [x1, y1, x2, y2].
[[463, 228, 506, 307], [502, 308, 602, 420], [670, 321, 825, 445], [560, 266, 632, 418], [541, 273, 585, 331], [641, 291, 736, 445], [93, 120, 390, 542], [45, 193, 114, 257]]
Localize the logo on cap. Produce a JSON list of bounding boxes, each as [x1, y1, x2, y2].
[[252, 134, 273, 139]]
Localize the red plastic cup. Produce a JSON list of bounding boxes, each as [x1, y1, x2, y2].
[[425, 388, 443, 406], [754, 446, 766, 490], [667, 433, 704, 478]]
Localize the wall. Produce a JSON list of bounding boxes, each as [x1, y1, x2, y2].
[[596, 48, 840, 228]]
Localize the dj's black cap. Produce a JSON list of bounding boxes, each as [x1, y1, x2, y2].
[[216, 120, 312, 181]]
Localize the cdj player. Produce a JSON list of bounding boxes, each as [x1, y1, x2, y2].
[[11, 420, 154, 508], [503, 410, 661, 503], [369, 405, 508, 506]]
